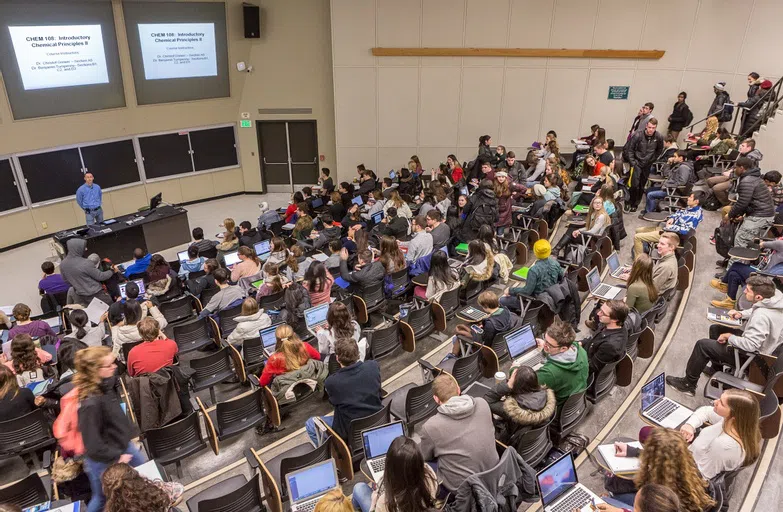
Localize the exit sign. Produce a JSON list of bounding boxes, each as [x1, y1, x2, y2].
[[608, 86, 630, 100], [240, 120, 252, 128]]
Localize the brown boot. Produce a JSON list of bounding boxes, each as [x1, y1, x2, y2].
[[710, 278, 728, 294], [584, 319, 597, 330], [710, 296, 736, 309]]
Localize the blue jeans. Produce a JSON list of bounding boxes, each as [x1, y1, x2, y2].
[[500, 294, 522, 313], [351, 482, 373, 512], [305, 415, 333, 446], [725, 262, 783, 298], [85, 207, 104, 226], [611, 492, 637, 507], [643, 187, 666, 213], [85, 442, 147, 512]]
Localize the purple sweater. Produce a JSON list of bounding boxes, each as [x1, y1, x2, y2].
[[39, 274, 70, 295]]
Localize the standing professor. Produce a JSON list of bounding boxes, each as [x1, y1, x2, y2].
[[76, 172, 103, 225]]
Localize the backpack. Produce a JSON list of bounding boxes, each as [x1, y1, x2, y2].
[[721, 103, 734, 122], [715, 223, 738, 259], [469, 202, 497, 232], [701, 191, 723, 211], [53, 388, 85, 457]]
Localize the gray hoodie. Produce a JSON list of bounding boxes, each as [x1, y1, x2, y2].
[[663, 160, 695, 188], [728, 289, 783, 354], [60, 239, 114, 296], [745, 148, 764, 164], [419, 395, 499, 491]]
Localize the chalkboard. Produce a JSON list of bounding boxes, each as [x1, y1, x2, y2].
[[80, 139, 140, 189], [190, 126, 238, 172], [18, 148, 83, 204], [138, 133, 193, 179], [0, 159, 23, 212]]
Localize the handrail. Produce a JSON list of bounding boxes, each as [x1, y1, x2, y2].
[[738, 76, 783, 139]]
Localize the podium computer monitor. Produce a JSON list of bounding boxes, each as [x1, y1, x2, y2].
[[149, 193, 162, 210]]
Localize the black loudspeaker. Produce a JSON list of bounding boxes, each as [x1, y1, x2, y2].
[[243, 3, 260, 38]]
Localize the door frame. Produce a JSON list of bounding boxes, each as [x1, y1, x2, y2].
[[256, 120, 319, 193]]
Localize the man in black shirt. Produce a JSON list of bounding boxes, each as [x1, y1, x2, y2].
[[319, 168, 334, 196], [594, 140, 614, 168], [581, 300, 628, 377], [378, 207, 408, 238]]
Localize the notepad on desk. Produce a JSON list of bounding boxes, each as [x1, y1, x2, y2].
[[455, 243, 469, 254], [573, 205, 589, 214], [597, 442, 642, 473], [135, 460, 164, 482], [707, 307, 742, 326], [512, 267, 529, 280]]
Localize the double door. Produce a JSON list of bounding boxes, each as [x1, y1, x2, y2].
[[257, 120, 318, 193]]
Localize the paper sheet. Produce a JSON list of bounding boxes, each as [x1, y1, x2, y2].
[[135, 460, 164, 482], [84, 297, 109, 325], [597, 442, 642, 473]]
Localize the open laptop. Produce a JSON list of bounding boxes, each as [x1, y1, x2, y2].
[[371, 211, 384, 224], [259, 324, 279, 357], [311, 197, 324, 209], [177, 250, 189, 263], [586, 267, 622, 300], [119, 279, 146, 300], [607, 251, 631, 280], [362, 421, 405, 483], [254, 240, 272, 261], [505, 324, 545, 370], [351, 195, 364, 207], [224, 250, 241, 268], [537, 452, 604, 512], [286, 459, 341, 512], [304, 303, 330, 338], [641, 372, 693, 429]]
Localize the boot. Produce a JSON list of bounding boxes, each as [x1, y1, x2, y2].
[[710, 296, 736, 309], [710, 279, 728, 294], [666, 376, 696, 397]]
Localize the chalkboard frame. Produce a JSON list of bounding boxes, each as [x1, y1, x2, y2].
[[0, 157, 25, 214]]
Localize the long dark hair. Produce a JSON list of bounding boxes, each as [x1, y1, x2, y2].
[[304, 261, 328, 294], [69, 309, 90, 340], [477, 225, 498, 253], [429, 251, 457, 289], [382, 437, 437, 512], [510, 366, 541, 395], [122, 301, 143, 326], [327, 302, 354, 340], [379, 235, 405, 273], [146, 254, 169, 275], [465, 240, 487, 266]]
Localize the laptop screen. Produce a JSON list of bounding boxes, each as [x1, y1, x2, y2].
[[607, 252, 620, 272], [372, 211, 384, 224], [586, 267, 600, 291], [460, 186, 469, 196], [119, 279, 146, 299], [287, 459, 338, 503], [352, 195, 364, 206], [254, 240, 271, 257], [538, 453, 579, 507], [642, 373, 666, 410], [177, 250, 189, 262], [305, 304, 329, 329], [312, 197, 324, 209], [43, 316, 61, 331], [363, 422, 404, 459], [259, 325, 278, 350], [224, 251, 241, 267], [505, 325, 537, 359]]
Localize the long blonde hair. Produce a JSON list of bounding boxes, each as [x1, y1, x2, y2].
[[585, 197, 609, 230], [389, 190, 405, 208], [635, 428, 715, 512], [724, 389, 761, 466], [703, 116, 719, 138], [275, 325, 308, 371], [627, 253, 658, 302], [314, 489, 352, 512], [74, 346, 112, 401]]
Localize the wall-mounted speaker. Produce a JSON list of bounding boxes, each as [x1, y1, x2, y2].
[[243, 3, 260, 39]]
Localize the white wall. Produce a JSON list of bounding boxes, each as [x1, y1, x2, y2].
[[330, 0, 782, 173]]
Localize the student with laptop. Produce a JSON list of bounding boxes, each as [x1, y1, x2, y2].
[[177, 245, 206, 280], [453, 290, 522, 356], [238, 220, 266, 248], [110, 300, 168, 360], [122, 248, 152, 278], [225, 298, 272, 345], [230, 246, 262, 283], [667, 275, 783, 396], [281, 459, 342, 512], [315, 302, 362, 359], [501, 239, 564, 313], [258, 325, 322, 388], [536, 320, 589, 406], [303, 262, 334, 306], [484, 365, 556, 440], [623, 254, 658, 315], [377, 207, 409, 239], [351, 436, 438, 512], [190, 226, 219, 254], [305, 338, 382, 447], [580, 300, 628, 378]]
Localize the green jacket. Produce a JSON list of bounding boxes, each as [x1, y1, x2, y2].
[[536, 344, 589, 406], [510, 257, 563, 297]]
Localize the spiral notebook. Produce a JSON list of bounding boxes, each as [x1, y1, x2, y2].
[[596, 442, 642, 473]]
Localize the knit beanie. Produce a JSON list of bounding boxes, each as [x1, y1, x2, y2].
[[533, 239, 551, 259]]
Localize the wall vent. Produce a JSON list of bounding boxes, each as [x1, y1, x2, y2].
[[257, 108, 313, 115]]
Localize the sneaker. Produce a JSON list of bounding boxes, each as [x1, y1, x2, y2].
[[629, 206, 638, 213], [703, 365, 717, 377], [709, 279, 728, 293], [715, 259, 728, 267], [665, 376, 696, 396], [637, 212, 647, 219], [711, 296, 736, 309], [709, 236, 716, 246], [623, 203, 631, 213]]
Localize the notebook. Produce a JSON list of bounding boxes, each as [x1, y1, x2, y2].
[[596, 442, 642, 473], [512, 267, 529, 280], [707, 307, 742, 326], [455, 243, 469, 254], [334, 277, 351, 289]]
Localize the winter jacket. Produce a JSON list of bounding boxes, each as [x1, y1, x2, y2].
[[60, 238, 114, 296], [78, 377, 133, 463], [663, 161, 696, 189], [226, 310, 272, 343], [325, 360, 382, 442], [312, 225, 342, 250], [581, 325, 628, 376], [383, 201, 413, 219], [357, 178, 376, 197], [126, 370, 182, 431], [484, 384, 555, 425], [479, 308, 523, 345], [239, 228, 266, 248], [178, 257, 206, 279], [668, 101, 693, 132], [728, 289, 783, 354], [420, 395, 500, 491], [536, 276, 581, 330], [257, 210, 281, 231], [445, 447, 538, 512], [625, 130, 664, 171], [509, 257, 563, 297], [708, 90, 732, 122], [536, 343, 589, 406], [339, 259, 385, 289], [462, 253, 495, 285], [460, 188, 499, 241], [379, 216, 409, 238], [728, 167, 775, 219], [744, 148, 764, 165], [269, 358, 328, 406], [110, 304, 168, 358]]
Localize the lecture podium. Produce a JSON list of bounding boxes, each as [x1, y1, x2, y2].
[[53, 205, 191, 263]]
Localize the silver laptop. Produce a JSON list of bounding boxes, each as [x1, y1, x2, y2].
[[586, 267, 621, 300], [119, 279, 146, 299], [254, 240, 272, 261], [505, 324, 545, 370], [607, 251, 631, 280], [362, 421, 405, 483], [304, 303, 330, 338], [259, 324, 279, 358], [224, 250, 241, 268], [286, 459, 340, 512], [177, 250, 189, 263], [537, 452, 604, 512], [641, 372, 693, 429]]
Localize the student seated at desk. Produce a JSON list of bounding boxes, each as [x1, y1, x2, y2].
[[190, 226, 219, 254], [178, 245, 206, 280], [1, 334, 53, 387], [39, 261, 70, 296], [122, 248, 152, 279], [284, 191, 304, 223], [303, 262, 334, 306], [255, 262, 289, 298], [216, 232, 240, 267], [623, 254, 658, 315], [377, 207, 408, 239], [413, 250, 459, 302], [292, 202, 314, 240], [230, 246, 262, 283], [379, 236, 406, 274], [111, 300, 167, 359], [101, 462, 183, 512], [552, 196, 610, 257], [712, 236, 783, 309], [126, 317, 178, 377], [66, 309, 106, 348], [266, 237, 289, 267], [460, 240, 495, 287], [8, 303, 59, 342], [339, 248, 385, 289], [406, 216, 433, 263], [315, 302, 362, 359], [580, 300, 628, 378], [225, 298, 271, 344], [197, 268, 245, 319], [324, 239, 342, 271], [483, 366, 556, 442], [238, 220, 266, 248], [501, 240, 563, 312], [258, 325, 321, 387], [453, 290, 521, 356], [0, 365, 41, 422], [535, 320, 588, 406]]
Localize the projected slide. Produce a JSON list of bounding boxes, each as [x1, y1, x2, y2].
[[8, 25, 109, 90], [138, 23, 217, 80]]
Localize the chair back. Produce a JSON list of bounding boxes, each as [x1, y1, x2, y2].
[[489, 333, 510, 363], [188, 270, 207, 279], [278, 440, 333, 498], [438, 288, 460, 319], [520, 301, 545, 336], [215, 389, 266, 439], [449, 350, 482, 389], [759, 388, 782, 439], [0, 474, 49, 510], [461, 277, 484, 304], [198, 473, 264, 512], [200, 246, 219, 259], [406, 301, 434, 340], [242, 337, 266, 367], [359, 281, 385, 311], [159, 295, 195, 324], [0, 410, 54, 456], [190, 348, 234, 387], [328, 355, 342, 375], [389, 267, 410, 296], [121, 340, 143, 362], [200, 286, 221, 307], [588, 360, 620, 403], [172, 317, 215, 354], [510, 416, 554, 467], [677, 263, 690, 291], [144, 411, 206, 465], [404, 381, 438, 427], [625, 318, 646, 360], [367, 320, 402, 360], [347, 403, 392, 460], [640, 296, 667, 327], [258, 290, 286, 311], [269, 220, 285, 236], [218, 304, 243, 338], [555, 388, 588, 437]]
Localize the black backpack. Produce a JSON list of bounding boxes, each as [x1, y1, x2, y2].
[[714, 223, 738, 259], [701, 191, 723, 211], [469, 201, 498, 232]]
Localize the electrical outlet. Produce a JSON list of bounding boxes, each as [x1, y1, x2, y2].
[[41, 222, 48, 229]]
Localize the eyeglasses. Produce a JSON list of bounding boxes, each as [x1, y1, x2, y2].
[[543, 339, 561, 351]]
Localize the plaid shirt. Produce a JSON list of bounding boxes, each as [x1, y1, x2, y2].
[[768, 184, 783, 207], [665, 206, 703, 235]]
